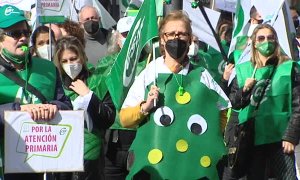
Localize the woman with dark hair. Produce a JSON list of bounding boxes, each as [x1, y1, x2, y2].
[[31, 25, 56, 60], [228, 24, 300, 179], [53, 36, 115, 180]]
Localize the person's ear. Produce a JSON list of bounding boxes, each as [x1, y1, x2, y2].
[[160, 36, 166, 46]]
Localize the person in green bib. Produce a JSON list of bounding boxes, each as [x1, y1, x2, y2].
[[0, 5, 72, 180], [229, 24, 300, 179], [53, 36, 116, 180]]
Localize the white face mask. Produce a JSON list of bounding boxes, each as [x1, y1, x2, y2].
[[62, 63, 82, 80], [188, 42, 199, 57], [247, 24, 259, 37], [37, 44, 55, 60], [119, 37, 126, 48]]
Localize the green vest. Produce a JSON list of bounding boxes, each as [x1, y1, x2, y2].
[[0, 57, 56, 104], [236, 60, 293, 145], [63, 68, 104, 160], [127, 66, 227, 180], [205, 41, 229, 84]]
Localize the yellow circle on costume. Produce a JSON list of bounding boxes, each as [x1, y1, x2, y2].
[[148, 149, 163, 164], [176, 139, 188, 152], [200, 156, 211, 167], [175, 91, 191, 104]]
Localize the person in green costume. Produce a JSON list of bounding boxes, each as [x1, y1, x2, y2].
[[0, 5, 72, 180], [53, 36, 116, 180], [228, 24, 300, 179], [119, 10, 231, 179]]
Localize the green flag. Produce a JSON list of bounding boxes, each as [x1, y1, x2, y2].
[[228, 0, 251, 56], [105, 0, 158, 110]]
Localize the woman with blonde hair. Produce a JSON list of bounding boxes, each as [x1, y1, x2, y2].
[[228, 24, 300, 179]]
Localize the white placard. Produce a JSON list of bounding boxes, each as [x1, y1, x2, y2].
[[4, 111, 84, 173], [183, 0, 221, 51], [215, 0, 237, 13]]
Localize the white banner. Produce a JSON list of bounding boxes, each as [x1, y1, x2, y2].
[[36, 0, 72, 23], [183, 0, 221, 51], [215, 0, 237, 13], [4, 111, 84, 173]]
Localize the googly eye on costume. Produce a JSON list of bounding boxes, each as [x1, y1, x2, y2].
[[187, 114, 207, 135], [153, 106, 174, 127]]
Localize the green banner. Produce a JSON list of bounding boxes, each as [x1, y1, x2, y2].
[[106, 0, 158, 109]]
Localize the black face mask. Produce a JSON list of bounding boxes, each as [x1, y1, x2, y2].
[[294, 19, 300, 29], [257, 19, 263, 24], [83, 20, 100, 35], [165, 39, 188, 59]]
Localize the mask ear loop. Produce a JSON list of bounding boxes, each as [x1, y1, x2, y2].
[[21, 45, 30, 100]]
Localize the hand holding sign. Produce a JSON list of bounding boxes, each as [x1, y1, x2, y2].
[[20, 104, 58, 121]]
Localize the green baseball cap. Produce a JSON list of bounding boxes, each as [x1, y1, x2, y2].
[[0, 5, 26, 28]]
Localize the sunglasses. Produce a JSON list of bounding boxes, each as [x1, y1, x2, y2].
[[256, 35, 275, 43], [4, 30, 31, 39]]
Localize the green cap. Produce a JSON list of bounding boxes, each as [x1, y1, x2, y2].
[[0, 5, 26, 28]]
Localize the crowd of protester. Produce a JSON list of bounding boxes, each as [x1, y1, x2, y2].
[[0, 1, 300, 179]]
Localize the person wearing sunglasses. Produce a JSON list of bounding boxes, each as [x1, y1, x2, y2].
[[228, 24, 300, 179], [0, 5, 72, 180]]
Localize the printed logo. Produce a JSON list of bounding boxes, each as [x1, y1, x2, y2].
[[123, 17, 144, 87], [218, 60, 226, 75], [250, 79, 271, 106], [4, 6, 19, 16]]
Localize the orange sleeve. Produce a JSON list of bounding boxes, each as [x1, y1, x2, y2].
[[119, 101, 148, 128], [220, 109, 228, 133]]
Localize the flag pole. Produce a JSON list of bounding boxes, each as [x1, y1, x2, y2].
[[194, 1, 229, 62], [70, 0, 75, 20], [49, 24, 52, 61], [251, 64, 258, 78], [153, 40, 157, 107], [153, 16, 161, 107]]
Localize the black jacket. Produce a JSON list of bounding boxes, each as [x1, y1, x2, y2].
[[229, 63, 300, 145]]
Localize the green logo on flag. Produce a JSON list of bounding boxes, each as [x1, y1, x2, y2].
[[123, 17, 144, 87]]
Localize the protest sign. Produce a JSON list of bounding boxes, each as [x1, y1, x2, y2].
[[37, 0, 69, 24], [215, 0, 237, 13], [4, 111, 84, 173]]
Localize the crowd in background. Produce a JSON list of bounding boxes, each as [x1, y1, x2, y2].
[[0, 0, 300, 179]]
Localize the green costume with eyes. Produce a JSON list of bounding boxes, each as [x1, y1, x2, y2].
[[127, 67, 228, 179]]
